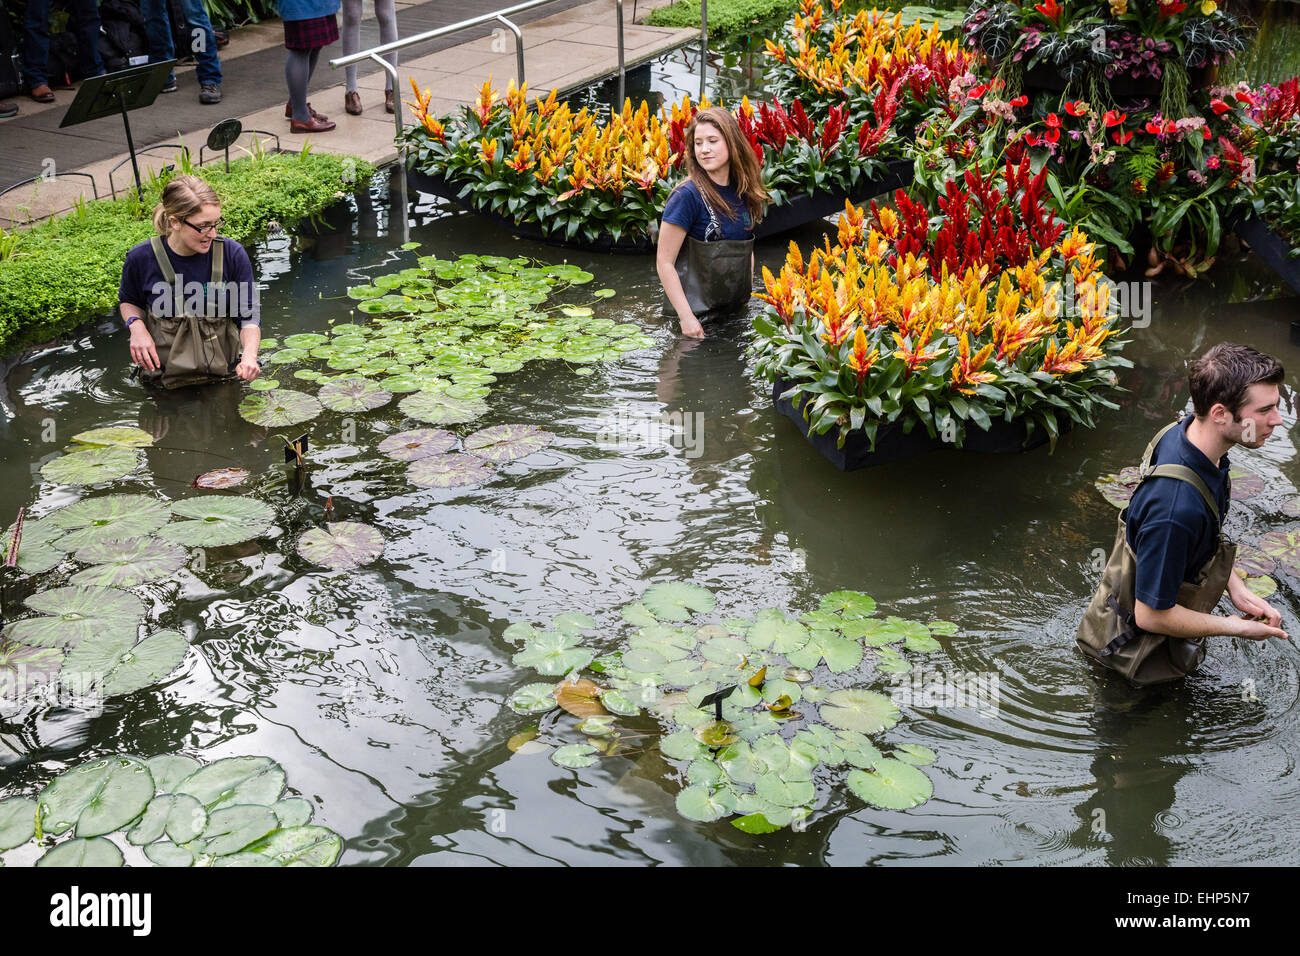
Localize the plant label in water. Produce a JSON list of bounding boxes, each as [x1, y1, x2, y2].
[[283, 433, 310, 465], [698, 685, 736, 722]]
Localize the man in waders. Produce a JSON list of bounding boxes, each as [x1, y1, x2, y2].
[[1078, 343, 1289, 685]]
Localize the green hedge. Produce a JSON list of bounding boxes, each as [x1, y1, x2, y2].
[[0, 150, 374, 359], [645, 0, 801, 37]]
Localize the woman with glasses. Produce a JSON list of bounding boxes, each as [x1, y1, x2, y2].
[[118, 175, 262, 388]]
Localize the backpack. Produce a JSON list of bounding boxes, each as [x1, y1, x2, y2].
[[98, 0, 150, 73]]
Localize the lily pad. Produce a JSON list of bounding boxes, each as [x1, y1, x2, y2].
[[41, 447, 139, 486], [1246, 575, 1277, 599], [70, 537, 188, 587], [194, 467, 251, 489], [38, 755, 155, 837], [893, 744, 937, 766], [693, 720, 739, 747], [0, 516, 67, 573], [272, 798, 315, 828], [1236, 543, 1277, 577], [378, 428, 456, 461], [600, 688, 639, 716], [48, 494, 169, 550], [36, 837, 124, 867], [0, 797, 36, 850], [196, 804, 280, 856], [399, 390, 488, 425], [554, 678, 609, 718], [675, 785, 736, 822], [819, 689, 900, 734], [318, 375, 393, 412], [819, 590, 877, 618], [551, 744, 599, 768], [1229, 467, 1266, 500], [175, 756, 286, 811], [71, 426, 154, 448], [238, 389, 323, 427], [145, 755, 201, 792], [5, 585, 144, 649], [160, 497, 275, 547], [846, 759, 933, 809], [245, 826, 341, 866], [1095, 466, 1142, 508], [509, 682, 560, 714], [407, 455, 494, 488], [513, 632, 593, 676], [296, 522, 385, 571], [641, 582, 716, 622], [463, 424, 555, 462], [127, 793, 207, 845]]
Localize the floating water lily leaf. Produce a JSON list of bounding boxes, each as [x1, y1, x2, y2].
[[245, 826, 341, 866], [552, 744, 599, 768], [0, 797, 36, 850], [1246, 575, 1277, 599], [48, 494, 169, 550], [250, 379, 279, 391], [36, 837, 124, 867], [297, 522, 385, 570], [70, 537, 188, 587], [819, 590, 877, 619], [96, 629, 188, 696], [1095, 466, 1142, 508], [71, 426, 154, 448], [1259, 528, 1300, 576], [196, 804, 280, 856], [846, 759, 932, 809], [620, 602, 657, 627], [641, 582, 716, 622], [756, 774, 814, 808], [160, 497, 274, 547], [175, 756, 286, 811], [904, 631, 941, 654], [0, 517, 66, 573], [145, 840, 195, 866], [1236, 543, 1276, 577], [554, 678, 609, 718], [272, 798, 315, 828], [787, 630, 862, 673], [284, 333, 329, 349], [509, 682, 559, 714], [464, 424, 555, 462], [1229, 467, 1266, 500], [875, 647, 911, 674], [731, 812, 785, 834], [693, 720, 738, 747], [399, 390, 487, 425], [38, 756, 155, 837], [145, 755, 201, 793], [5, 585, 143, 649], [513, 632, 593, 676], [783, 667, 813, 683], [194, 467, 251, 489], [41, 446, 139, 486], [894, 744, 937, 766], [127, 793, 207, 846], [600, 688, 639, 716], [502, 623, 537, 645], [593, 288, 616, 299], [553, 612, 597, 635], [819, 689, 900, 734], [407, 455, 494, 488], [675, 785, 736, 822], [378, 428, 455, 461], [928, 620, 959, 636], [238, 389, 323, 427], [318, 375, 393, 413]]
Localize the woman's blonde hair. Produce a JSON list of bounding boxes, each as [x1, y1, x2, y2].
[[152, 175, 221, 235], [675, 106, 768, 225]]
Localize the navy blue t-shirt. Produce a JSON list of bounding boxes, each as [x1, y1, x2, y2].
[[1126, 416, 1230, 611], [118, 237, 260, 328], [662, 179, 753, 241]]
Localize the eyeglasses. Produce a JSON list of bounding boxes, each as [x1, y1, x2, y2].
[[181, 216, 224, 235]]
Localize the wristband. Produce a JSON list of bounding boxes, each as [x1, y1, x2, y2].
[[124, 315, 139, 328]]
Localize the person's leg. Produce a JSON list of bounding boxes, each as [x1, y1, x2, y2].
[[179, 0, 222, 87], [286, 47, 311, 123], [341, 0, 362, 93], [375, 0, 397, 94], [139, 0, 177, 63], [22, 0, 52, 91], [70, 0, 105, 77]]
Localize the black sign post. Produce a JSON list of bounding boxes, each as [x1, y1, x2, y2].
[[58, 60, 177, 201]]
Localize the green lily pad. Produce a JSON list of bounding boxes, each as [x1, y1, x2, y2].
[[819, 590, 877, 618], [41, 446, 139, 486], [5, 585, 144, 649], [145, 841, 195, 866], [846, 759, 933, 809], [875, 647, 911, 674], [756, 774, 815, 808], [195, 804, 280, 856], [60, 628, 188, 697], [399, 390, 488, 425], [407, 455, 495, 488], [693, 720, 739, 747], [272, 798, 315, 828], [145, 755, 201, 792], [296, 522, 385, 570], [1236, 543, 1276, 577], [38, 755, 155, 837], [508, 682, 560, 714], [928, 620, 959, 635], [70, 537, 188, 587], [284, 333, 329, 349], [238, 389, 323, 427], [71, 426, 155, 448], [1095, 466, 1142, 508], [245, 826, 341, 866], [641, 582, 716, 622], [0, 797, 36, 850], [250, 379, 280, 391], [894, 744, 937, 766], [175, 756, 286, 811], [786, 630, 862, 672], [127, 793, 207, 845], [513, 632, 593, 676], [551, 744, 599, 768], [463, 424, 555, 462], [318, 375, 393, 412], [600, 688, 639, 716], [819, 689, 900, 734], [48, 494, 169, 550], [1229, 467, 1266, 500], [36, 837, 124, 867], [160, 497, 275, 547], [675, 785, 736, 822], [731, 812, 785, 834], [378, 428, 456, 461], [0, 516, 67, 573], [1246, 575, 1277, 599]]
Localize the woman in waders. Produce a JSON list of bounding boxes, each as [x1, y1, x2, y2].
[[118, 175, 262, 387], [657, 106, 768, 340], [1076, 343, 1288, 685]]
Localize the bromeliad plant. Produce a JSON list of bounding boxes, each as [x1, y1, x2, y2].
[[749, 164, 1131, 450]]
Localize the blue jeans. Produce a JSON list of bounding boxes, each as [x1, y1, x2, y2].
[[22, 0, 105, 88], [140, 0, 223, 87]]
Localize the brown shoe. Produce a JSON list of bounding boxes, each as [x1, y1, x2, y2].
[[29, 84, 55, 103], [345, 90, 362, 115], [290, 116, 336, 133], [285, 101, 329, 121], [385, 88, 394, 114]]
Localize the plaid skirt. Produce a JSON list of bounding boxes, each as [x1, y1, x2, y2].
[[283, 14, 339, 50]]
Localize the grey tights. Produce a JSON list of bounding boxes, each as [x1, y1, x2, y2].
[[286, 47, 321, 123], [341, 0, 397, 93]]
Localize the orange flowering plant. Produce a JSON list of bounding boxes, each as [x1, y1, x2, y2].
[[749, 187, 1130, 450]]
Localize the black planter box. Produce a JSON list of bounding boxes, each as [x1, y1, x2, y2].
[[1233, 216, 1300, 296], [771, 376, 1062, 470], [408, 157, 915, 255]]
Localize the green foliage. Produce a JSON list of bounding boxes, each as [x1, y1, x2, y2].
[[0, 152, 374, 359], [646, 0, 801, 36]]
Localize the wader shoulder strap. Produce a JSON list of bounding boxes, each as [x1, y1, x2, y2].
[[1143, 463, 1221, 528], [149, 236, 182, 319], [701, 197, 722, 242], [1139, 420, 1182, 474], [211, 238, 224, 285]]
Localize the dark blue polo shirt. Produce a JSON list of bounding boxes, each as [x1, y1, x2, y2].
[[1125, 416, 1230, 611], [663, 179, 753, 241], [119, 237, 260, 328]]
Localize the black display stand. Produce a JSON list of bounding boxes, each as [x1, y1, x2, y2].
[[58, 59, 177, 201]]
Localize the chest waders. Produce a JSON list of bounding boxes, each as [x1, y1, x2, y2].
[[141, 236, 243, 389], [1076, 421, 1236, 685], [662, 195, 754, 319]]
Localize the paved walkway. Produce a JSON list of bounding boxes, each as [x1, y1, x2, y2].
[[0, 0, 691, 226]]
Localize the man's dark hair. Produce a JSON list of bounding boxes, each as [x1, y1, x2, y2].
[[1188, 343, 1285, 417]]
